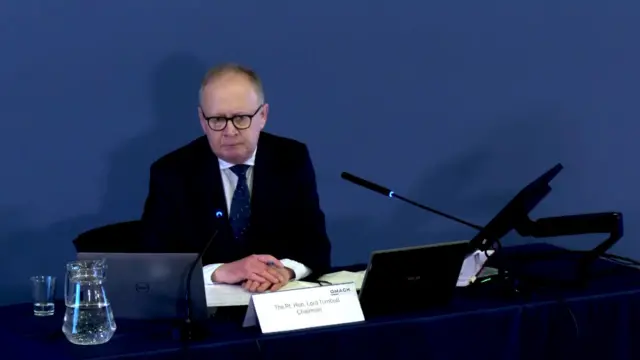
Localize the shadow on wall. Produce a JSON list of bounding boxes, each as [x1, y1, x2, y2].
[[327, 104, 576, 265], [0, 53, 207, 305], [326, 148, 493, 266], [99, 52, 206, 223]]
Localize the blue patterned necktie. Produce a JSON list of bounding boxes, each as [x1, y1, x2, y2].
[[229, 164, 251, 240]]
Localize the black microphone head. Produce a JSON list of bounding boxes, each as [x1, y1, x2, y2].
[[215, 210, 224, 219], [341, 172, 392, 197], [340, 172, 354, 180]]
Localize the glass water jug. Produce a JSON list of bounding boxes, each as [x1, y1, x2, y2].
[[62, 259, 117, 345]]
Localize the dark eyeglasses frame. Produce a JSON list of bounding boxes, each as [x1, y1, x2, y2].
[[200, 104, 264, 131]]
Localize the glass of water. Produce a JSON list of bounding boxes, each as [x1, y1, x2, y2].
[[30, 276, 56, 316]]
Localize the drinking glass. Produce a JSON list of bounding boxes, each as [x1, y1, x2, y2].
[[30, 276, 56, 316]]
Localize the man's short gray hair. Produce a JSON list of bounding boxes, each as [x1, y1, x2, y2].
[[198, 63, 265, 104]]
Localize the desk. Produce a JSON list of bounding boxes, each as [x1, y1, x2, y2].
[[2, 244, 640, 360]]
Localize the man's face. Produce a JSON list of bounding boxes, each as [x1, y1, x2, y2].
[[198, 74, 268, 164]]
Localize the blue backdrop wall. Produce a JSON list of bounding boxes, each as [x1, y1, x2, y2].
[[1, 0, 638, 304]]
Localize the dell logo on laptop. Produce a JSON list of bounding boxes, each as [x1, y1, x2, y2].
[[330, 288, 351, 296], [135, 282, 150, 293]]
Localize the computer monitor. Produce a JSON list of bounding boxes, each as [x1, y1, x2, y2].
[[468, 163, 564, 252]]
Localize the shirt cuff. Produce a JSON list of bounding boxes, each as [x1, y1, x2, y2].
[[203, 263, 224, 285], [280, 259, 312, 281]]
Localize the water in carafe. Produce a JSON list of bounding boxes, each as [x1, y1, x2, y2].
[[62, 259, 117, 345]]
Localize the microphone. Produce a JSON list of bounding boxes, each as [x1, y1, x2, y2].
[[341, 172, 483, 231], [181, 209, 224, 341]]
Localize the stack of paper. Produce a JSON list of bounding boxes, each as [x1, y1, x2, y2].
[[205, 271, 366, 307], [317, 270, 365, 289], [206, 252, 489, 307], [206, 280, 320, 307]]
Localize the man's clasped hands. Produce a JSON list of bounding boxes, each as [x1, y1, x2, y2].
[[211, 254, 294, 293]]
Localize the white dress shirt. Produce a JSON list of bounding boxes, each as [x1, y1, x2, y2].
[[202, 149, 312, 285]]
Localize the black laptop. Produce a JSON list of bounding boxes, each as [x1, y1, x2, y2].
[[77, 252, 209, 321], [358, 240, 469, 318]]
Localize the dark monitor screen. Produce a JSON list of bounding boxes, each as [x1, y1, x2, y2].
[[469, 163, 563, 251]]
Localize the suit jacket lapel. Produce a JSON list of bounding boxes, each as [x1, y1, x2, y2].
[[251, 135, 273, 223]]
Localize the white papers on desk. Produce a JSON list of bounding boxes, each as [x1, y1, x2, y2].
[[206, 281, 319, 307], [317, 270, 365, 289], [456, 250, 493, 287], [205, 271, 366, 307], [206, 252, 491, 307]]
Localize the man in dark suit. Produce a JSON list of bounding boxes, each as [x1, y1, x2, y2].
[[141, 63, 331, 293]]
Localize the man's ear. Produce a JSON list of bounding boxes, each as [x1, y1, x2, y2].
[[197, 107, 208, 133], [259, 103, 269, 130]]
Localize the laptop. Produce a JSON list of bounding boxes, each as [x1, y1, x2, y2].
[[358, 240, 469, 318], [76, 252, 209, 321]]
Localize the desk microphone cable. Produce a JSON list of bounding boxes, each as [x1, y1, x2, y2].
[[600, 253, 640, 267], [255, 338, 266, 359]]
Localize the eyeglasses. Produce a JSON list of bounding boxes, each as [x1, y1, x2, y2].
[[201, 104, 264, 131]]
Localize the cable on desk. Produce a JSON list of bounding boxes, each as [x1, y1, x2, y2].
[[601, 253, 640, 267], [255, 338, 267, 359], [554, 296, 580, 340]]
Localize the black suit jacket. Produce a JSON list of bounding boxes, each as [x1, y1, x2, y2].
[[141, 132, 331, 277]]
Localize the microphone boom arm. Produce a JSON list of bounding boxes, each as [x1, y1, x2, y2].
[[391, 193, 483, 231], [515, 212, 624, 279]]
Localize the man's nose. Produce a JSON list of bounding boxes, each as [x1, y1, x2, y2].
[[223, 121, 239, 136]]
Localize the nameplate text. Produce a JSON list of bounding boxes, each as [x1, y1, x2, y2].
[[242, 282, 364, 333]]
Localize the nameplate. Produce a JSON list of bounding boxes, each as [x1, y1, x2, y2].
[[242, 282, 364, 333]]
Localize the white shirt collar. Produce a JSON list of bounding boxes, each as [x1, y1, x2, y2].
[[218, 148, 257, 170]]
